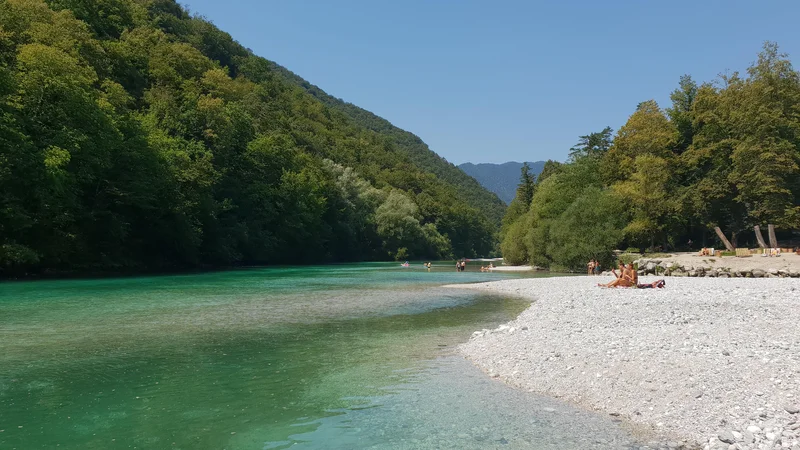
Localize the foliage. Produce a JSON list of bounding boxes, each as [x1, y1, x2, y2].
[[500, 42, 800, 270], [568, 126, 613, 161], [268, 62, 508, 227], [0, 0, 499, 276]]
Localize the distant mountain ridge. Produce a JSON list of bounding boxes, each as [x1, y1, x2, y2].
[[459, 162, 546, 204]]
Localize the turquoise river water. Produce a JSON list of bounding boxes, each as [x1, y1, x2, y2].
[[1, 263, 651, 449]]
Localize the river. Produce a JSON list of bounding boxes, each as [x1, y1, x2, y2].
[[0, 263, 650, 449]]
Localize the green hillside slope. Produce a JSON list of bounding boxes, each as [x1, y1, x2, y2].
[[269, 66, 507, 225], [0, 0, 499, 276]]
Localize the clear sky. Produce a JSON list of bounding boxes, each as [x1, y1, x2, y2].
[[182, 0, 800, 164]]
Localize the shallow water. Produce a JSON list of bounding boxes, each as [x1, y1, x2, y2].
[[1, 263, 647, 449]]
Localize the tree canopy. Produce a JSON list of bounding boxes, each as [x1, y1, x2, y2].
[[0, 0, 501, 276], [501, 42, 800, 270]]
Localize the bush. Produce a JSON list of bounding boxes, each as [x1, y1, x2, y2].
[[617, 253, 640, 266], [500, 219, 529, 265], [547, 187, 626, 271]]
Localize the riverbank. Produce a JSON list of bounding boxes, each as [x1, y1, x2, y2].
[[451, 277, 800, 450], [633, 252, 800, 278], [490, 265, 536, 272]]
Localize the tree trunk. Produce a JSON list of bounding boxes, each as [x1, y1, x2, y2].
[[768, 224, 778, 248], [714, 227, 735, 251], [754, 226, 768, 248]]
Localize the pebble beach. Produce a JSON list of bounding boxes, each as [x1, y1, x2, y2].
[[453, 277, 800, 450]]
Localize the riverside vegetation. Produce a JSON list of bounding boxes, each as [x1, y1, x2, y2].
[[0, 0, 505, 277], [500, 43, 800, 272]]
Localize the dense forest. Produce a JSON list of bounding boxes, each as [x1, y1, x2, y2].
[[0, 0, 503, 277], [501, 43, 800, 271]]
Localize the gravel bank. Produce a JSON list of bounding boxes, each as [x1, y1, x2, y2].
[[454, 277, 800, 450]]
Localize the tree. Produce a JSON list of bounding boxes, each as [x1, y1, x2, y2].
[[613, 154, 676, 250], [548, 187, 625, 270], [374, 190, 425, 260], [516, 162, 536, 208], [728, 42, 800, 228], [666, 75, 698, 154], [534, 160, 563, 185], [568, 126, 613, 161], [602, 100, 677, 184]]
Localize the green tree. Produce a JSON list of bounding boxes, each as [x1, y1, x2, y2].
[[568, 126, 613, 161], [666, 75, 698, 154], [613, 154, 676, 250], [517, 162, 536, 207], [548, 187, 625, 270], [602, 100, 677, 184]]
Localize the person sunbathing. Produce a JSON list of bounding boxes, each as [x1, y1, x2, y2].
[[637, 279, 666, 289], [598, 263, 634, 288], [627, 263, 638, 285]]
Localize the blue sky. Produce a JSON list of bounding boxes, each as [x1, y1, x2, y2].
[[182, 0, 800, 164]]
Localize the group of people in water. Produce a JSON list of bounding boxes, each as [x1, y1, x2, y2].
[[597, 262, 666, 289], [586, 259, 602, 275], [454, 260, 497, 272]]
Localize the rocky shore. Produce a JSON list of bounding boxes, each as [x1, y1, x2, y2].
[[453, 277, 800, 450], [632, 254, 800, 279]]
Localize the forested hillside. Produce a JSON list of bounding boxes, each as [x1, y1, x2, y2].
[[268, 65, 507, 225], [0, 0, 499, 277], [501, 45, 800, 270], [459, 161, 545, 204]]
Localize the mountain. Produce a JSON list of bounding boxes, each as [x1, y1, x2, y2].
[[459, 162, 546, 204], [0, 0, 504, 276]]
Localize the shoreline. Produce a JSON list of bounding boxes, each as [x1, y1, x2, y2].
[[448, 277, 800, 450]]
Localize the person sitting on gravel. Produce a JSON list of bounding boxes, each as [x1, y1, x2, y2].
[[626, 263, 637, 284], [598, 263, 635, 288]]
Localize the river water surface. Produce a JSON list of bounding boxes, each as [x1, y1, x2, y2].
[[1, 263, 651, 449]]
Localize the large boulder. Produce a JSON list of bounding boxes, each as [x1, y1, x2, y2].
[[751, 269, 764, 278]]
